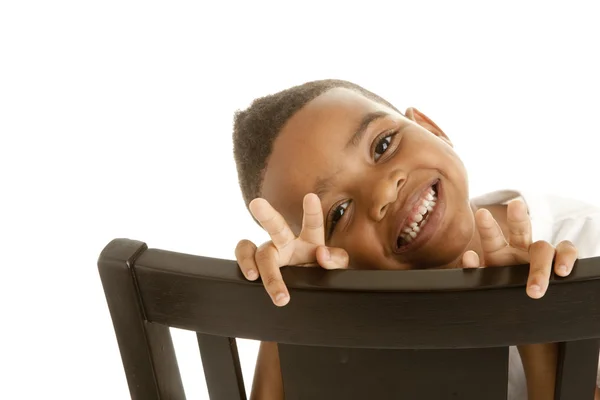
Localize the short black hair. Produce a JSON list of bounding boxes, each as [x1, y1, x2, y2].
[[232, 79, 400, 208]]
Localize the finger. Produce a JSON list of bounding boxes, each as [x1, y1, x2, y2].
[[235, 240, 259, 280], [315, 245, 350, 270], [249, 198, 296, 250], [506, 199, 532, 251], [255, 243, 290, 306], [554, 240, 578, 277], [460, 250, 481, 269], [299, 193, 326, 244], [475, 208, 508, 255], [527, 240, 556, 299]]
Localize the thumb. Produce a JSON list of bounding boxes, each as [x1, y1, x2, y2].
[[316, 246, 349, 270]]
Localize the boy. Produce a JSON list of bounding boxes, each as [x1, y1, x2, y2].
[[232, 79, 600, 399]]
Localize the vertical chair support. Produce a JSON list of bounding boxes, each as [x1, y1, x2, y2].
[[98, 239, 185, 400], [197, 333, 247, 400], [555, 339, 600, 400]]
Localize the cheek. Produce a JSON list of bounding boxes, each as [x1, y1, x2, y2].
[[338, 233, 389, 270], [420, 138, 467, 183]]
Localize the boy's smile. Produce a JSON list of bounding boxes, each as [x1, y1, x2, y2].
[[261, 88, 478, 270]]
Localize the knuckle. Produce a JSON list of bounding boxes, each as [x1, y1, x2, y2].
[[235, 241, 256, 264], [266, 214, 283, 230], [263, 274, 282, 289], [530, 263, 550, 275], [557, 240, 577, 254], [303, 220, 324, 230], [331, 246, 348, 259], [254, 249, 269, 263], [529, 240, 553, 253], [255, 243, 277, 263], [258, 214, 277, 229], [270, 224, 286, 237], [304, 209, 322, 219], [235, 239, 256, 254], [271, 227, 292, 245], [529, 262, 552, 276], [508, 223, 528, 235], [560, 239, 575, 248]]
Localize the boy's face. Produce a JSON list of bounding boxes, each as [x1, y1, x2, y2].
[[261, 88, 476, 270]]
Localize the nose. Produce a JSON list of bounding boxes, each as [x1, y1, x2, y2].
[[367, 169, 405, 221]]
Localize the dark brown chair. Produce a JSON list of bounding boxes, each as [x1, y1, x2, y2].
[[98, 238, 600, 400]]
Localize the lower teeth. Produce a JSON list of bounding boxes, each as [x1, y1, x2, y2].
[[398, 214, 430, 247]]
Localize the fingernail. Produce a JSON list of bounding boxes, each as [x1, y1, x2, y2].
[[557, 264, 568, 276], [247, 269, 258, 280], [323, 247, 331, 260], [275, 292, 289, 306], [529, 284, 542, 298]]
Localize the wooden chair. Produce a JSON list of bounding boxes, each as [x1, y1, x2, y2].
[[98, 238, 600, 399]]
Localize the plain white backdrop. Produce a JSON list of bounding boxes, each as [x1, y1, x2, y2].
[[1, 1, 599, 398]]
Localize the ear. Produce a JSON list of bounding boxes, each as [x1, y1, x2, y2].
[[405, 107, 453, 147]]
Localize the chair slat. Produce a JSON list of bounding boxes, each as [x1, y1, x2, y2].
[[555, 339, 600, 400], [279, 344, 509, 400], [197, 333, 247, 400]]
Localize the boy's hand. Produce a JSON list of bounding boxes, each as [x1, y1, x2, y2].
[[235, 193, 349, 306], [461, 199, 578, 299]]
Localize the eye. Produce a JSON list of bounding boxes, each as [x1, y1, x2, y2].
[[327, 200, 350, 239], [373, 130, 398, 161]]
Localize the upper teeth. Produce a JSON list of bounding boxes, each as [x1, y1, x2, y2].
[[398, 186, 437, 245]]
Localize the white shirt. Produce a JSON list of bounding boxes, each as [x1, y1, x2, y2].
[[471, 189, 600, 399]]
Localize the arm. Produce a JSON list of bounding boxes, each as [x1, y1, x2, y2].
[[518, 343, 558, 400], [519, 344, 600, 400], [250, 341, 284, 400]]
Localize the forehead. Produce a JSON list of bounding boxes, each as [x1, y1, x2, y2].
[[260, 88, 398, 231]]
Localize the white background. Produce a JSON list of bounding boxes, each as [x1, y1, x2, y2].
[[1, 1, 599, 398]]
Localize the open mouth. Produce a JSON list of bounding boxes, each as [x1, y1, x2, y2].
[[396, 182, 439, 249]]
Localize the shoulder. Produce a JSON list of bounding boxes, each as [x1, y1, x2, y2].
[[534, 193, 600, 258]]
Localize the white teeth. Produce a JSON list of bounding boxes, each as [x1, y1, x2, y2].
[[397, 185, 439, 247], [399, 234, 413, 243]]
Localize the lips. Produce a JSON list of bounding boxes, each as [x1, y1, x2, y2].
[[392, 179, 441, 253]]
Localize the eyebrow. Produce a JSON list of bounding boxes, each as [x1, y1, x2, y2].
[[315, 111, 390, 200], [345, 111, 389, 149]]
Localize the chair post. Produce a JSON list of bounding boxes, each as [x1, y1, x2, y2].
[[98, 239, 186, 400], [197, 333, 247, 400], [554, 338, 600, 400]]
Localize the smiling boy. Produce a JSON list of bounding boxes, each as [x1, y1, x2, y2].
[[232, 79, 600, 399]]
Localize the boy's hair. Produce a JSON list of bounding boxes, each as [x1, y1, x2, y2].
[[232, 79, 400, 208]]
